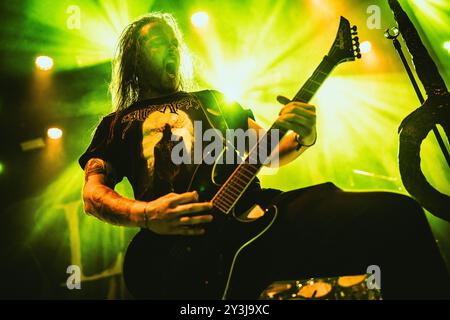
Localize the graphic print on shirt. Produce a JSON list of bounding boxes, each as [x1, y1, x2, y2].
[[121, 95, 201, 195], [142, 109, 193, 190]]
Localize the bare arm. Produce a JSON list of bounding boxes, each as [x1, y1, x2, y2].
[[82, 158, 213, 235]]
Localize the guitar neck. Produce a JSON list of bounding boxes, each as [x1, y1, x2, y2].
[[212, 55, 337, 214], [292, 55, 337, 103]]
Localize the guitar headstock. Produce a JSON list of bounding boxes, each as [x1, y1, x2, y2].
[[327, 16, 361, 64]]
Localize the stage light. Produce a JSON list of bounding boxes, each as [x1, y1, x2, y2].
[[47, 127, 63, 140], [360, 41, 372, 54], [191, 11, 209, 28], [444, 41, 450, 53], [35, 56, 54, 71], [0, 162, 4, 175]]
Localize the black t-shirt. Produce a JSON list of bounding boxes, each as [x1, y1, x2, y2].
[[79, 90, 258, 201]]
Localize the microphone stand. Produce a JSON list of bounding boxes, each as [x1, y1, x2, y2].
[[385, 27, 450, 166]]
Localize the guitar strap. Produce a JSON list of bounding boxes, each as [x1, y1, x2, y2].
[[192, 90, 230, 138]]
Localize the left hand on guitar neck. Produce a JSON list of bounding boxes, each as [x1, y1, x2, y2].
[[276, 95, 317, 147]]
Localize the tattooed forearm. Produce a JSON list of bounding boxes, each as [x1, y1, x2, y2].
[[84, 158, 116, 187], [85, 158, 107, 178], [85, 185, 144, 227], [82, 158, 146, 228]]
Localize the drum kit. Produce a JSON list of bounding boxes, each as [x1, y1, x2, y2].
[[259, 274, 382, 300]]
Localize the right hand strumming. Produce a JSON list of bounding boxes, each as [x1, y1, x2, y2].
[[141, 191, 213, 236]]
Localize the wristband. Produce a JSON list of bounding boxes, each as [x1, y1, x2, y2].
[[295, 133, 317, 150]]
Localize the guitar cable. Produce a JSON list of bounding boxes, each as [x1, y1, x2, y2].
[[221, 205, 279, 300]]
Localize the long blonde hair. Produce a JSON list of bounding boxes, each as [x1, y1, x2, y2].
[[109, 12, 193, 112]]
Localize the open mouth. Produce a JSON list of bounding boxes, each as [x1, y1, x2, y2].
[[165, 61, 177, 78]]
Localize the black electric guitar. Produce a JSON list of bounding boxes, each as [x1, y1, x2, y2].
[[123, 16, 361, 299]]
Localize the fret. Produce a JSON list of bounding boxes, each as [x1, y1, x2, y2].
[[216, 194, 234, 206], [309, 74, 326, 84], [293, 57, 335, 103], [236, 169, 252, 179], [313, 71, 328, 79], [218, 190, 237, 202], [236, 166, 256, 176], [304, 81, 320, 90], [214, 195, 235, 209], [227, 182, 243, 192], [303, 88, 315, 95], [219, 169, 257, 197], [213, 197, 228, 208], [213, 201, 229, 214], [227, 183, 242, 194], [215, 180, 244, 201], [229, 172, 249, 185], [233, 172, 256, 187], [221, 186, 239, 198], [234, 175, 252, 187], [216, 192, 238, 211], [233, 174, 249, 187], [226, 177, 246, 189], [212, 192, 225, 205], [212, 183, 231, 203], [240, 165, 257, 176], [295, 92, 313, 102], [216, 191, 239, 211], [246, 163, 261, 172], [212, 195, 229, 208], [216, 198, 233, 212], [245, 168, 259, 177]]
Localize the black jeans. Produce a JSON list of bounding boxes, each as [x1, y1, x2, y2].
[[228, 182, 450, 299]]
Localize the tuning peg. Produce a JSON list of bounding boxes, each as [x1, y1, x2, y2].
[[351, 25, 358, 32], [352, 31, 358, 36], [353, 36, 359, 43], [355, 47, 361, 53], [355, 53, 362, 59]]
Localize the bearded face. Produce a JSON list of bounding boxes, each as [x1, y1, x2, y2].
[[137, 22, 181, 95]]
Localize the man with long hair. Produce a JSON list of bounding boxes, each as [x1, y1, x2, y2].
[[79, 12, 449, 299]]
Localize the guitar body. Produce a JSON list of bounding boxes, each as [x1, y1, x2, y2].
[[123, 159, 277, 299]]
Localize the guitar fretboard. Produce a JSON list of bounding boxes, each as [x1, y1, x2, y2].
[[212, 56, 337, 214]]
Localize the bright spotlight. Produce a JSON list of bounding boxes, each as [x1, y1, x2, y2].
[[191, 11, 209, 28], [0, 162, 4, 175], [444, 41, 450, 53], [36, 56, 54, 71], [47, 127, 63, 140], [360, 41, 372, 54]]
